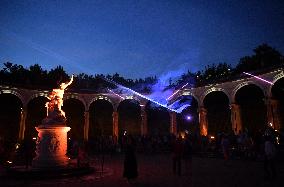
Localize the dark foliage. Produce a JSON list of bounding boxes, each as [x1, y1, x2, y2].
[[0, 44, 283, 91]]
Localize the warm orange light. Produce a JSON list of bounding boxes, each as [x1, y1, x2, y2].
[[180, 132, 185, 139], [201, 126, 208, 136], [45, 75, 74, 117]]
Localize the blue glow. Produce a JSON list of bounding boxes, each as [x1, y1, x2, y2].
[[102, 76, 180, 112], [186, 115, 192, 120]]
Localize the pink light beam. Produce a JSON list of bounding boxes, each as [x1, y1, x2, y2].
[[107, 89, 125, 100], [166, 83, 189, 101], [243, 72, 274, 85]]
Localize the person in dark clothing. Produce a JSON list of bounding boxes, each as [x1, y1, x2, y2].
[[172, 135, 184, 176], [23, 139, 35, 169], [183, 135, 192, 176], [123, 135, 138, 181], [264, 136, 277, 179]]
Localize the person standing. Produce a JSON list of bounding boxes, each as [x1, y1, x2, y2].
[[221, 134, 230, 161], [264, 136, 277, 179], [183, 134, 192, 176], [172, 135, 184, 176], [123, 135, 138, 182]]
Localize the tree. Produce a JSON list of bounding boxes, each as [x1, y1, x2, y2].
[[28, 64, 48, 86], [235, 43, 284, 73], [47, 65, 69, 88]]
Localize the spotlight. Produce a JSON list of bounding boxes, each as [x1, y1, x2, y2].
[[186, 115, 192, 121]]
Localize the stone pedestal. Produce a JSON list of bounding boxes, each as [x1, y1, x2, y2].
[[33, 125, 70, 169]]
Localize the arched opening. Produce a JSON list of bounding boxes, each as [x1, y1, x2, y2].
[[0, 93, 22, 159], [25, 96, 49, 140], [204, 91, 230, 136], [118, 99, 141, 136], [235, 84, 266, 134], [146, 102, 170, 136], [62, 98, 85, 142], [89, 99, 113, 138], [271, 77, 284, 130], [176, 95, 199, 136]]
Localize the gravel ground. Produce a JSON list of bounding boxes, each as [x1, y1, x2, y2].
[[1, 153, 283, 187]]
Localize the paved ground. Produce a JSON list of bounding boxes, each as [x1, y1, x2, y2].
[[1, 153, 283, 187]]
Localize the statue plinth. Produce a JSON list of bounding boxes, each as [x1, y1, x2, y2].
[[32, 124, 70, 169]]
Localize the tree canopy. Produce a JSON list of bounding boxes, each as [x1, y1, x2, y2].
[[0, 43, 283, 92]]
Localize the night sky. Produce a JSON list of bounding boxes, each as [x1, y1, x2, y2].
[[0, 0, 283, 79]]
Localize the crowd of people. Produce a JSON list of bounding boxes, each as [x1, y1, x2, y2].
[[0, 124, 283, 180]]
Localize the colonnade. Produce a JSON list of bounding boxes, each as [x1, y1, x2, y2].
[[198, 98, 281, 136], [16, 97, 281, 141]]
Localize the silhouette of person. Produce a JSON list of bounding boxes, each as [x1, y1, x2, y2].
[[123, 135, 138, 181], [264, 136, 277, 179], [172, 135, 183, 176]]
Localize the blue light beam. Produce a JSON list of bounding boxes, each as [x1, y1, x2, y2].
[[101, 76, 180, 113]]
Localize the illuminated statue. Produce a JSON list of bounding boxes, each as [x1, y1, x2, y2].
[[43, 75, 74, 125]]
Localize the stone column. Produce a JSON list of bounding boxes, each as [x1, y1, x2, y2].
[[170, 112, 177, 135], [18, 106, 27, 141], [84, 110, 90, 142], [230, 103, 242, 134], [266, 98, 280, 130], [112, 110, 119, 138], [199, 107, 208, 136], [140, 107, 147, 136]]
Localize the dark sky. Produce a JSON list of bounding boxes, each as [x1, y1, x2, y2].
[[0, 0, 283, 79]]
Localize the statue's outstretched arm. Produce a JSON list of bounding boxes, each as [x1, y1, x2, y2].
[[61, 75, 74, 89]]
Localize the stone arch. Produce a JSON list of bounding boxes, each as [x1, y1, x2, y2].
[[117, 99, 141, 136], [146, 101, 171, 136], [268, 70, 284, 97], [203, 91, 231, 135], [0, 89, 24, 106], [270, 75, 284, 130], [201, 87, 230, 106], [232, 81, 266, 103], [117, 97, 142, 109], [63, 98, 85, 142], [88, 95, 114, 110], [175, 95, 199, 135], [25, 96, 49, 140], [64, 94, 87, 111], [0, 93, 23, 144], [89, 98, 114, 138], [235, 83, 267, 133], [180, 90, 200, 107], [27, 92, 49, 106]]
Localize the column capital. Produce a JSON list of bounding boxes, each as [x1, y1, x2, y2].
[[229, 103, 240, 110], [112, 110, 118, 117], [198, 106, 207, 114], [112, 103, 119, 112]]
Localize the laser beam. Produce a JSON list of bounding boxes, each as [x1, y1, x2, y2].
[[166, 83, 189, 100], [101, 76, 179, 113], [107, 89, 125, 99], [243, 72, 274, 85]]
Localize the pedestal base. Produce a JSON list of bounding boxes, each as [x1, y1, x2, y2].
[[33, 125, 70, 169]]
